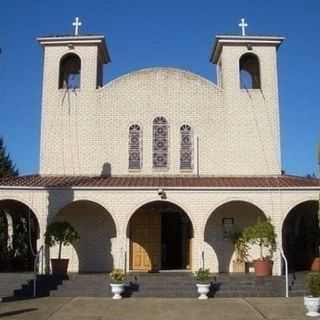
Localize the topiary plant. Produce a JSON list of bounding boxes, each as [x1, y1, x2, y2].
[[242, 217, 277, 261], [306, 272, 320, 297], [194, 268, 210, 283], [110, 269, 126, 283], [45, 221, 79, 260]]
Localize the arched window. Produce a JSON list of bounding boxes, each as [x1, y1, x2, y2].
[[128, 124, 142, 170], [239, 53, 261, 89], [153, 117, 168, 169], [59, 53, 81, 89], [180, 124, 193, 170]]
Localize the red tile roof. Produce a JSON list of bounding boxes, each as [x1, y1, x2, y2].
[[0, 175, 319, 188]]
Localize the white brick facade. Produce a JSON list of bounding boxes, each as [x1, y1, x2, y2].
[[0, 33, 318, 276], [38, 35, 282, 176]]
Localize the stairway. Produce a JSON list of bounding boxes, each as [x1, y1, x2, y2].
[[50, 272, 288, 298], [288, 272, 308, 296], [0, 273, 35, 301], [211, 273, 286, 297], [0, 272, 308, 299]]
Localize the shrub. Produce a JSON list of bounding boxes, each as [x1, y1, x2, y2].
[[45, 221, 79, 259], [194, 268, 210, 282], [242, 217, 277, 260], [110, 269, 126, 283], [306, 272, 320, 297]]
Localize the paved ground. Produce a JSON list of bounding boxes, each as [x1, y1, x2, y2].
[[0, 297, 312, 320]]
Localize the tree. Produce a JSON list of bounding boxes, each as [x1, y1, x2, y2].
[[0, 137, 18, 177]]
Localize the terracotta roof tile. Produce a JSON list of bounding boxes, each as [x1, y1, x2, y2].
[[0, 174, 319, 188]]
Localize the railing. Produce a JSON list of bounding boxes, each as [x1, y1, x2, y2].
[[280, 249, 289, 298], [33, 245, 44, 297]]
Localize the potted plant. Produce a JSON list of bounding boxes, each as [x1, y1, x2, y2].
[[109, 269, 126, 299], [194, 268, 211, 299], [305, 272, 320, 316], [242, 217, 276, 277], [45, 221, 79, 275], [231, 231, 249, 273]]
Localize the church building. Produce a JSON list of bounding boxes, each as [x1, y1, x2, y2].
[[0, 19, 320, 276]]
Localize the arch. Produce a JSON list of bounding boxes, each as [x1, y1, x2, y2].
[[204, 200, 267, 273], [180, 124, 193, 170], [153, 116, 169, 169], [282, 200, 319, 272], [239, 53, 261, 89], [59, 53, 81, 89], [52, 200, 117, 272], [127, 200, 194, 271], [128, 124, 142, 170], [126, 197, 195, 232], [203, 197, 268, 231], [0, 199, 40, 272]]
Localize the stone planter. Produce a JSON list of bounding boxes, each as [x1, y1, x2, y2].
[[110, 283, 125, 300], [196, 283, 210, 300], [304, 296, 320, 317], [51, 259, 69, 275]]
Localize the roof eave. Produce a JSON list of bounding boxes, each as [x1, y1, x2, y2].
[[210, 35, 285, 64]]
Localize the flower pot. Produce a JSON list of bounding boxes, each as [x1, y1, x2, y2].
[[311, 258, 320, 272], [51, 259, 69, 275], [254, 259, 273, 277], [304, 296, 320, 317], [196, 283, 210, 300], [110, 283, 125, 300]]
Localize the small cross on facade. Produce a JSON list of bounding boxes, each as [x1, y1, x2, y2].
[[238, 18, 248, 36], [72, 17, 82, 36]]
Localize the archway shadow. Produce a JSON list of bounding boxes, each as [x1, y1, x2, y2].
[[53, 200, 116, 273], [204, 201, 266, 273], [0, 200, 40, 272], [282, 201, 319, 273]]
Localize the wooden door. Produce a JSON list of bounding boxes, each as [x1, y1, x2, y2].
[[130, 210, 161, 271]]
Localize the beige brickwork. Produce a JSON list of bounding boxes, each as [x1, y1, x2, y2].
[[39, 36, 281, 176], [0, 187, 319, 274], [0, 34, 317, 276]]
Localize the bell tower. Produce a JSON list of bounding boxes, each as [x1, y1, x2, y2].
[[37, 19, 110, 175], [210, 20, 285, 175]]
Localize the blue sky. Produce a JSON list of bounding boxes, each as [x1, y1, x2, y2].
[[0, 0, 319, 176]]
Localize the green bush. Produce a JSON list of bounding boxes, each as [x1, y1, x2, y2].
[[242, 217, 276, 260], [110, 269, 126, 283], [194, 268, 210, 282], [45, 221, 79, 259], [306, 272, 320, 297]]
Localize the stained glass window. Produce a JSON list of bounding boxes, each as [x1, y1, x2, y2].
[[153, 117, 168, 168], [129, 124, 142, 170], [180, 124, 193, 170]]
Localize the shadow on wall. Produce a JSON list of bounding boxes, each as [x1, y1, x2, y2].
[[47, 188, 75, 273], [101, 162, 112, 176], [204, 201, 266, 273], [282, 200, 319, 272], [48, 196, 116, 273]]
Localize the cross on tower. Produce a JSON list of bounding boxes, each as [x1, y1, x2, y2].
[[238, 18, 248, 36], [72, 17, 82, 36]]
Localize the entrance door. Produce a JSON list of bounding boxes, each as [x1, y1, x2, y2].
[[130, 210, 161, 271]]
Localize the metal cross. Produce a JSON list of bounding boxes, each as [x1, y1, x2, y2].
[[238, 18, 248, 36], [72, 17, 82, 36]]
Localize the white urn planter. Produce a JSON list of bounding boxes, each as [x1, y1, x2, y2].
[[110, 283, 125, 300], [304, 296, 320, 317], [196, 284, 210, 300]]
